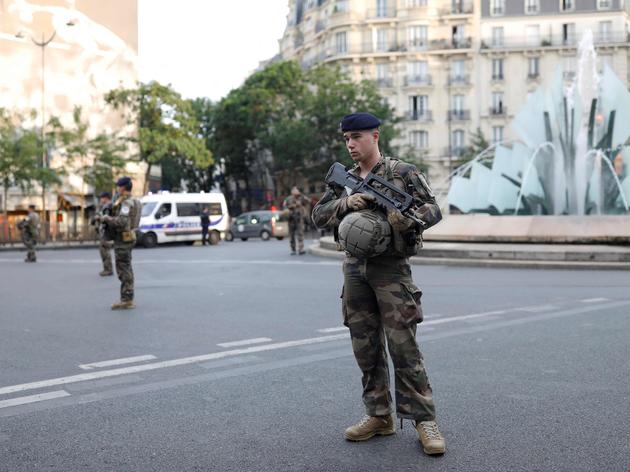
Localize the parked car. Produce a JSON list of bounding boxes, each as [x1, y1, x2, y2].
[[225, 210, 288, 241]]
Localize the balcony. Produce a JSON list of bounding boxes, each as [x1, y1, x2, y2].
[[366, 7, 397, 19], [429, 37, 472, 51], [406, 110, 433, 122], [362, 42, 402, 54], [447, 110, 470, 121], [448, 75, 470, 86], [375, 77, 394, 88], [443, 146, 467, 157], [489, 106, 508, 117], [527, 72, 540, 80], [480, 32, 630, 51], [441, 1, 473, 15], [404, 74, 433, 87], [315, 20, 327, 34]]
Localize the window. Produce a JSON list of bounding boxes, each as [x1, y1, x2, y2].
[[408, 25, 428, 48], [334, 0, 349, 12], [597, 0, 612, 9], [490, 0, 505, 16], [560, 0, 574, 11], [141, 202, 157, 217], [176, 203, 199, 217], [409, 131, 429, 149], [376, 63, 389, 79], [408, 60, 428, 79], [452, 94, 465, 113], [205, 203, 223, 216], [452, 130, 465, 150], [156, 203, 172, 219], [528, 57, 540, 78], [409, 95, 429, 118], [452, 24, 466, 46], [376, 0, 388, 18], [525, 25, 540, 46], [492, 58, 503, 80], [562, 23, 575, 44], [599, 21, 612, 42], [451, 59, 466, 81], [525, 0, 539, 14], [492, 27, 504, 47], [335, 31, 347, 53], [492, 126, 504, 144], [376, 28, 389, 51], [492, 92, 504, 113], [406, 0, 427, 6]]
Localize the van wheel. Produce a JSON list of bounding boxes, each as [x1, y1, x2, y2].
[[260, 230, 271, 241], [142, 232, 157, 248], [209, 231, 221, 245], [240, 237, 248, 241], [225, 231, 234, 242]]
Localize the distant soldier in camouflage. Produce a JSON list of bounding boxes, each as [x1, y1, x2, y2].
[[312, 113, 446, 455], [103, 177, 141, 310], [92, 192, 114, 276], [282, 186, 310, 255], [19, 204, 40, 263]]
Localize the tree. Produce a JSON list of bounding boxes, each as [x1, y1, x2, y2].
[[457, 127, 490, 169], [105, 81, 213, 193]]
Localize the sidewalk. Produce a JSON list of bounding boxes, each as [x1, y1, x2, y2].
[[0, 241, 98, 252], [310, 237, 630, 270]]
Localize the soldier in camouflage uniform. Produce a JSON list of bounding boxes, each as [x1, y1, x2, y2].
[[282, 186, 310, 255], [20, 204, 40, 263], [92, 192, 114, 276], [103, 177, 141, 310], [312, 113, 446, 455]]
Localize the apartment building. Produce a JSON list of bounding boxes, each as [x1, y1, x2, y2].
[[278, 0, 630, 190]]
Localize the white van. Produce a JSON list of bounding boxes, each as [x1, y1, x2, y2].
[[138, 192, 230, 247]]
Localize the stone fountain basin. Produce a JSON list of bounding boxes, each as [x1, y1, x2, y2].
[[423, 215, 630, 244]]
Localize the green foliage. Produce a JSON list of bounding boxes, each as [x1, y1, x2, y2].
[[105, 81, 213, 191], [457, 127, 491, 169]]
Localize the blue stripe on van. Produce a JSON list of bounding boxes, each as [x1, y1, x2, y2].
[[140, 215, 225, 231]]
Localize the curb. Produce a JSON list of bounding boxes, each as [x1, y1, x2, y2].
[[0, 243, 99, 252], [308, 244, 630, 270]]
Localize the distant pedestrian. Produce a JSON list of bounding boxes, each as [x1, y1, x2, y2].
[[200, 206, 210, 245], [18, 204, 40, 263], [282, 186, 310, 255], [103, 177, 142, 310], [92, 192, 114, 276]]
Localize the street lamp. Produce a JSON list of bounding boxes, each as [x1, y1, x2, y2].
[[15, 23, 74, 237]]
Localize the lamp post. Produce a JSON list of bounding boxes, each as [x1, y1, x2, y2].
[[16, 22, 74, 238]]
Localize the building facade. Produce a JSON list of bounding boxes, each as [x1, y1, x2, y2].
[[278, 0, 630, 192], [0, 0, 139, 238]]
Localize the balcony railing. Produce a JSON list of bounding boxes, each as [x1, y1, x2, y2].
[[527, 72, 540, 80], [489, 106, 508, 116], [406, 110, 433, 122], [443, 146, 467, 157], [366, 7, 397, 19], [429, 37, 472, 50], [448, 75, 470, 86], [448, 110, 471, 121], [491, 74, 504, 81], [441, 1, 473, 15], [375, 77, 394, 88], [481, 32, 630, 50], [404, 74, 432, 86], [362, 42, 402, 54]]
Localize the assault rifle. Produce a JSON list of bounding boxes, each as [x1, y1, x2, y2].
[[325, 162, 426, 228]]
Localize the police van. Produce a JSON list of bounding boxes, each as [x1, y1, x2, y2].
[[138, 192, 229, 247]]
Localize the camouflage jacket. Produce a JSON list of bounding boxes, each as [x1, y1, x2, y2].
[[312, 156, 442, 256], [24, 213, 40, 239], [282, 194, 310, 222], [109, 195, 141, 245]]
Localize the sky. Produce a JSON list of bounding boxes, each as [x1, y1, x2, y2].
[[138, 0, 290, 102]]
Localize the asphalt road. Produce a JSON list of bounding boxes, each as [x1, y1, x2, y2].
[[0, 239, 629, 472]]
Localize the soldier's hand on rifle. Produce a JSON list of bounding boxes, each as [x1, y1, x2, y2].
[[387, 208, 415, 232], [346, 193, 376, 211]]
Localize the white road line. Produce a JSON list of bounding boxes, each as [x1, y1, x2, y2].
[[0, 390, 70, 409], [580, 298, 609, 303], [317, 327, 348, 333], [0, 333, 349, 396], [78, 355, 157, 370], [217, 338, 272, 348], [0, 258, 340, 266], [423, 310, 507, 326], [518, 304, 558, 313]]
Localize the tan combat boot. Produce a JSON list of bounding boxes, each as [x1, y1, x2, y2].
[[99, 270, 113, 276], [415, 420, 446, 455], [344, 415, 395, 441], [111, 300, 135, 310]]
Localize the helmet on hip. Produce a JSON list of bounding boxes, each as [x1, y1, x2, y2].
[[338, 209, 391, 258]]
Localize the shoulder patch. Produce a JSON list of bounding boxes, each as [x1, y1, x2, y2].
[[120, 204, 130, 216]]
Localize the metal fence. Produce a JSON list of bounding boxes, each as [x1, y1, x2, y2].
[[0, 221, 98, 247]]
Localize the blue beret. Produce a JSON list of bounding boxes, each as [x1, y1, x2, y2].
[[116, 176, 132, 187], [99, 191, 112, 199], [340, 113, 381, 132]]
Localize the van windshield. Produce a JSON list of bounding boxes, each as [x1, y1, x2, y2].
[[141, 202, 157, 217]]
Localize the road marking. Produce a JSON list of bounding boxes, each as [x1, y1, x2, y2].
[[0, 333, 349, 396], [580, 297, 609, 303], [317, 327, 348, 333], [0, 258, 340, 266], [217, 337, 272, 348], [0, 390, 70, 409], [423, 310, 507, 326], [517, 304, 558, 313], [79, 355, 157, 370]]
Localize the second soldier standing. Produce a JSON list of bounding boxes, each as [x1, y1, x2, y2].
[[103, 177, 142, 310], [282, 186, 310, 255]]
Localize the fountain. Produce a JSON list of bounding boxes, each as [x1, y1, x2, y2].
[[447, 31, 630, 218]]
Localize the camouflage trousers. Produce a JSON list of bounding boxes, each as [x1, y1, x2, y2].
[[24, 238, 37, 262], [114, 245, 134, 302], [289, 221, 304, 252], [99, 240, 113, 273], [342, 255, 435, 422]]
